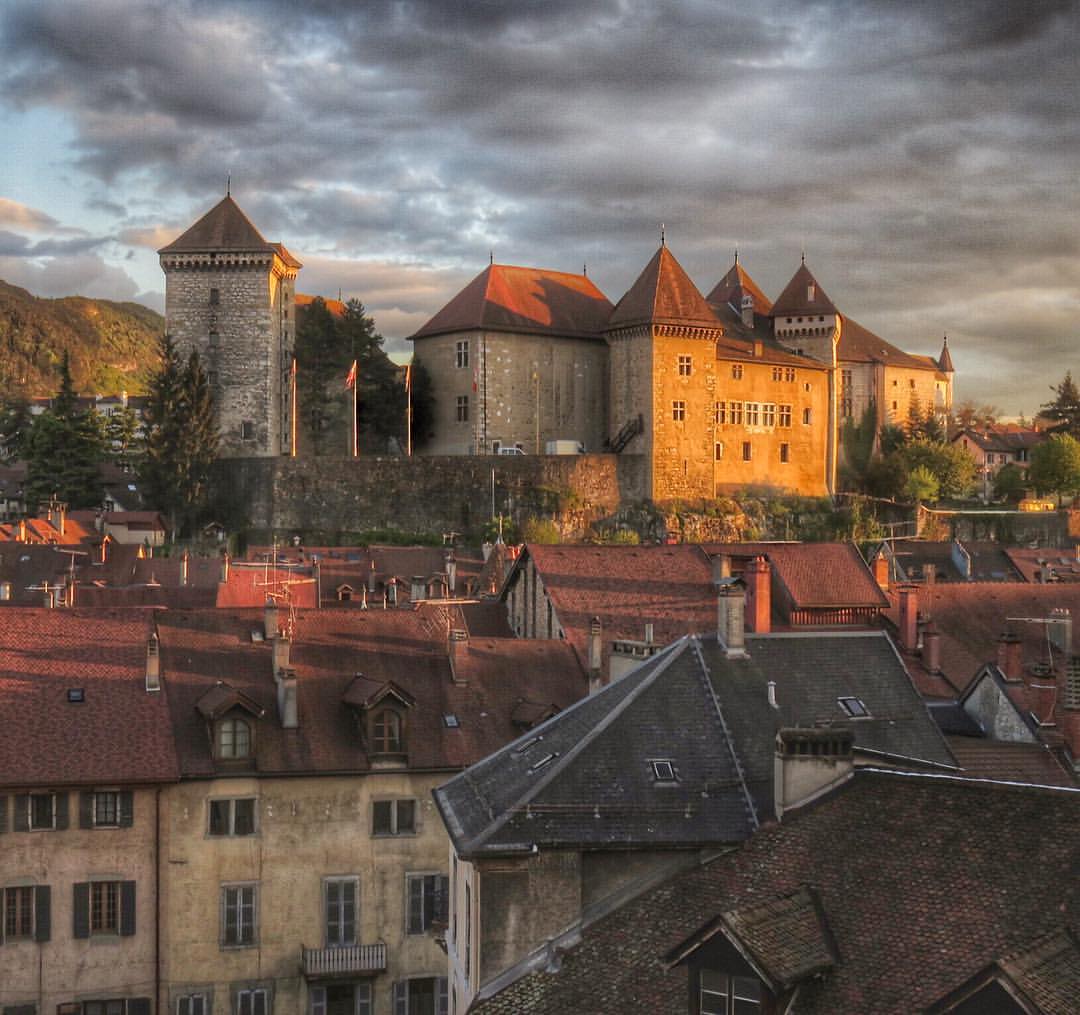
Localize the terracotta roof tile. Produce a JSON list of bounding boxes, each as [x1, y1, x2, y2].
[[946, 736, 1076, 787], [607, 246, 721, 331], [998, 928, 1080, 1015], [837, 315, 941, 371]]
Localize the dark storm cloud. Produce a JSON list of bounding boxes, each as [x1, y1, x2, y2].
[[0, 230, 105, 258], [0, 0, 1077, 412]]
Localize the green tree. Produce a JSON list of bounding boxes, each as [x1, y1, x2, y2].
[[22, 352, 107, 511], [878, 423, 908, 456], [1028, 434, 1080, 506], [408, 358, 436, 451], [898, 438, 976, 500], [839, 403, 878, 492], [295, 297, 347, 455], [904, 464, 940, 504], [993, 463, 1027, 503], [104, 404, 141, 458], [0, 397, 32, 462], [140, 336, 219, 538], [1040, 372, 1080, 437]]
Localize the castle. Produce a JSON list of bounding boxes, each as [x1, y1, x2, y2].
[[161, 197, 953, 502]]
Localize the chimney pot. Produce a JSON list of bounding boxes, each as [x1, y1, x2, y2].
[[588, 616, 603, 691], [277, 667, 298, 729], [997, 631, 1023, 681], [448, 628, 468, 683], [922, 621, 941, 674], [872, 549, 889, 591], [767, 681, 778, 709], [898, 584, 919, 652], [644, 622, 654, 644], [717, 580, 747, 657], [146, 634, 161, 692], [272, 634, 290, 674], [264, 597, 279, 640]]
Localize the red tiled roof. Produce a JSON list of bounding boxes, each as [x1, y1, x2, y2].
[[295, 293, 347, 317], [705, 261, 773, 315], [770, 262, 837, 317], [0, 609, 178, 787], [946, 736, 1075, 787], [410, 264, 613, 341], [214, 564, 318, 608], [607, 246, 721, 331]]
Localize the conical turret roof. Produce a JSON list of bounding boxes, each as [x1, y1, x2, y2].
[[607, 245, 720, 331], [159, 195, 277, 254], [706, 260, 773, 315], [938, 336, 955, 373], [771, 261, 837, 317]]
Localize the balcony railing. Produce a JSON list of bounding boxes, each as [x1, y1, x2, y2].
[[301, 942, 387, 979]]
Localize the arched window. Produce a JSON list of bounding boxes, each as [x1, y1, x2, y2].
[[218, 717, 252, 759], [373, 710, 403, 754]]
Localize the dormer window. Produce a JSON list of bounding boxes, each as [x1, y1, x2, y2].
[[217, 717, 252, 759], [372, 709, 403, 754]]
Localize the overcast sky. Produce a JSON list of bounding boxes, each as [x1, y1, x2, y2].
[[0, 0, 1077, 414]]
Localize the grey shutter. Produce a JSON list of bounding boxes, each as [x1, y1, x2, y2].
[[407, 877, 423, 934], [33, 884, 50, 942], [120, 880, 136, 936], [392, 982, 407, 1015], [127, 999, 151, 1015], [343, 880, 356, 946], [435, 875, 449, 925], [54, 792, 69, 830], [437, 978, 448, 1015], [80, 791, 94, 828], [119, 791, 134, 827], [0, 794, 6, 833], [13, 794, 28, 832], [73, 882, 90, 938]]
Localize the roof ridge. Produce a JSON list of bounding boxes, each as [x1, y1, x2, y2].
[[462, 637, 694, 853]]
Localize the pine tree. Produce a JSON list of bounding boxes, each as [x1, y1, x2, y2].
[[1041, 372, 1080, 437]]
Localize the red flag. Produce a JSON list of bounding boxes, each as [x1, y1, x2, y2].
[[345, 360, 357, 389]]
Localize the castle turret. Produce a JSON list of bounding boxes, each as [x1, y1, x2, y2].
[[158, 194, 301, 457]]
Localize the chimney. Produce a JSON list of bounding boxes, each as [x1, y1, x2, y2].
[[745, 556, 771, 634], [446, 553, 457, 595], [220, 552, 231, 584], [740, 295, 754, 329], [264, 597, 279, 640], [100, 538, 109, 564], [588, 616, 603, 691], [872, 549, 889, 591], [897, 584, 919, 652], [752, 339, 763, 358], [411, 575, 425, 602], [360, 585, 368, 610], [767, 681, 778, 709], [276, 667, 298, 729], [448, 629, 468, 684], [922, 620, 941, 674], [272, 634, 291, 674], [644, 622, 654, 645], [145, 634, 161, 692], [65, 572, 77, 609], [996, 631, 1023, 681], [712, 554, 732, 582], [180, 550, 189, 587], [367, 560, 377, 593], [774, 727, 854, 821], [42, 581, 55, 609], [717, 580, 747, 658], [18, 519, 26, 543], [1049, 608, 1073, 655]]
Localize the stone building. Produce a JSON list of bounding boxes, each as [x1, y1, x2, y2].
[[159, 195, 301, 458]]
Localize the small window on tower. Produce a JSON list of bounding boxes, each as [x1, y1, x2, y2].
[[732, 364, 743, 380], [780, 443, 790, 463], [672, 401, 686, 422], [241, 421, 255, 442], [209, 288, 220, 305], [678, 355, 692, 376]]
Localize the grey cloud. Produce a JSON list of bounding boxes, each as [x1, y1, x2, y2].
[[0, 230, 106, 258]]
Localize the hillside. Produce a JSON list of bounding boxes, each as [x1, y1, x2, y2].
[[0, 279, 164, 399]]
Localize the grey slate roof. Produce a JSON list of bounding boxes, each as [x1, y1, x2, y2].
[[433, 638, 758, 856]]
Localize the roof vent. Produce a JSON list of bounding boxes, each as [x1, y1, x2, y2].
[[529, 752, 558, 773], [67, 688, 85, 703]]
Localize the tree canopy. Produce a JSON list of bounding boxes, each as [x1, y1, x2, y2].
[[1028, 433, 1080, 505], [1040, 372, 1080, 438]]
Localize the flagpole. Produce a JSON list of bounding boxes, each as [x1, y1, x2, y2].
[[290, 357, 297, 458], [406, 360, 413, 458], [352, 370, 358, 457]]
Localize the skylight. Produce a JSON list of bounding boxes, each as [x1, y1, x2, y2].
[[67, 688, 85, 703], [838, 696, 870, 718], [651, 759, 677, 782], [443, 714, 460, 728]]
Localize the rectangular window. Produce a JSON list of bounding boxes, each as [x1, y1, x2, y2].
[[372, 799, 416, 836], [392, 978, 448, 1015], [714, 442, 724, 461], [841, 397, 853, 418], [700, 968, 728, 1015], [29, 793, 55, 830], [678, 355, 692, 376], [222, 884, 257, 947], [456, 396, 469, 423], [785, 367, 796, 382], [714, 402, 726, 425], [209, 288, 220, 305], [778, 404, 792, 428], [745, 403, 760, 426], [325, 877, 358, 947], [672, 401, 686, 422], [310, 986, 370, 1015], [4, 886, 33, 939], [93, 792, 119, 827], [240, 421, 255, 441], [236, 990, 268, 1015], [762, 403, 776, 427], [729, 402, 743, 425], [208, 330, 219, 346], [731, 364, 743, 380], [177, 996, 206, 1015], [455, 341, 469, 369], [780, 443, 790, 464], [209, 798, 257, 837], [803, 408, 813, 425], [771, 367, 782, 382], [407, 874, 449, 935], [90, 881, 119, 934], [742, 441, 752, 462]]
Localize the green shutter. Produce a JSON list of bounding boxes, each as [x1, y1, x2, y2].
[[120, 880, 136, 936], [34, 884, 50, 942], [73, 882, 90, 938]]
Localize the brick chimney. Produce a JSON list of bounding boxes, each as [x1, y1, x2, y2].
[[774, 727, 854, 821], [272, 634, 290, 674], [367, 560, 378, 594], [448, 629, 468, 684], [897, 585, 919, 652], [145, 634, 161, 692], [745, 556, 771, 634], [264, 597, 279, 641], [717, 580, 747, 658], [922, 620, 941, 674], [997, 631, 1023, 681], [65, 572, 77, 609], [872, 549, 889, 591]]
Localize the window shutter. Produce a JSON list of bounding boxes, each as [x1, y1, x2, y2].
[[73, 882, 90, 938], [253, 990, 267, 1015], [127, 999, 151, 1015], [309, 988, 326, 1015], [54, 792, 69, 830], [437, 978, 448, 1015], [407, 877, 423, 934], [80, 791, 94, 829], [120, 880, 136, 936], [34, 884, 50, 942], [13, 794, 29, 832], [436, 875, 449, 925], [392, 982, 407, 1015], [0, 794, 6, 833], [343, 880, 356, 945], [119, 791, 134, 827]]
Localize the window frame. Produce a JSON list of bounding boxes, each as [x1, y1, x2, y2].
[[406, 873, 449, 935], [742, 441, 752, 462], [779, 442, 790, 464], [672, 400, 686, 423], [208, 797, 258, 837], [455, 395, 469, 423], [4, 884, 34, 940], [240, 421, 255, 442], [235, 988, 269, 1015], [729, 401, 743, 425], [324, 876, 359, 948], [177, 995, 207, 1015], [761, 403, 776, 428], [93, 791, 120, 828], [89, 880, 120, 936], [372, 708, 404, 754], [778, 404, 792, 428], [216, 717, 253, 760], [677, 354, 692, 377], [731, 364, 743, 380], [28, 792, 55, 831], [372, 798, 417, 837], [221, 883, 258, 949], [455, 340, 469, 369], [745, 402, 760, 426]]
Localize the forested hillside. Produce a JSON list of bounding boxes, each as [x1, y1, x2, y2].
[[0, 279, 163, 399]]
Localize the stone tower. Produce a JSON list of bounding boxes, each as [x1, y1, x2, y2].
[[158, 195, 301, 457]]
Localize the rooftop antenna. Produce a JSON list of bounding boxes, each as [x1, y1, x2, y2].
[[660, 223, 666, 247], [583, 263, 587, 276], [226, 174, 231, 197], [801, 249, 806, 265], [489, 250, 494, 265]]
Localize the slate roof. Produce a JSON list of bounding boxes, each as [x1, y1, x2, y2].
[[158, 195, 301, 266], [474, 771, 1080, 1014], [433, 638, 758, 856], [705, 260, 774, 315], [410, 264, 613, 341], [1004, 547, 1080, 584], [996, 929, 1080, 1015], [938, 335, 955, 373], [0, 608, 179, 787], [952, 425, 1045, 455], [770, 262, 837, 318], [158, 605, 587, 778], [887, 540, 1024, 583], [607, 245, 722, 331], [945, 736, 1075, 788], [837, 315, 942, 372]]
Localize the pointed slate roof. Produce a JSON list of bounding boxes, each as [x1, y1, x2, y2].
[[159, 196, 298, 263], [771, 261, 837, 318], [607, 245, 722, 331], [837, 315, 943, 371], [939, 335, 955, 373], [410, 264, 613, 341], [706, 260, 773, 315]]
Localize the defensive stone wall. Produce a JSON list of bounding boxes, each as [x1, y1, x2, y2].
[[216, 453, 648, 538]]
